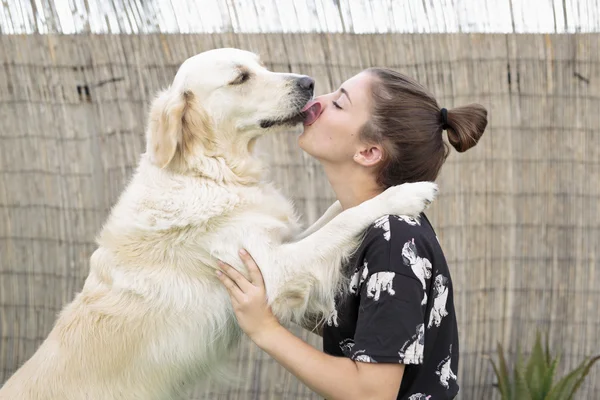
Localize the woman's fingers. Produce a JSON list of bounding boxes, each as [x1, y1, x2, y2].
[[216, 269, 245, 303], [239, 249, 265, 288], [217, 260, 254, 293]]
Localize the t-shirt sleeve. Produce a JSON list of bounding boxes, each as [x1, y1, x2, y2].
[[349, 215, 434, 365]]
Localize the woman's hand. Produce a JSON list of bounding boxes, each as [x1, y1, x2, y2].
[[216, 249, 281, 342], [217, 252, 405, 400]]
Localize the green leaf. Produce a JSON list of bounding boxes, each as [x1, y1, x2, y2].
[[490, 359, 510, 400], [546, 355, 600, 400], [544, 332, 552, 365], [490, 342, 512, 399], [510, 345, 533, 400], [525, 332, 549, 399], [567, 355, 600, 398], [541, 352, 561, 396], [487, 330, 599, 400]]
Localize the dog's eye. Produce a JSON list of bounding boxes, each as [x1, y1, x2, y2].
[[230, 71, 250, 85]]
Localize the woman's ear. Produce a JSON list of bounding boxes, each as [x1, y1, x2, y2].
[[353, 145, 384, 167]]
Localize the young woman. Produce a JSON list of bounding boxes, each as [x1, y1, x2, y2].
[[216, 67, 487, 400]]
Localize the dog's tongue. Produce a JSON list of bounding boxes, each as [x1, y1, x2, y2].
[[302, 100, 322, 126]]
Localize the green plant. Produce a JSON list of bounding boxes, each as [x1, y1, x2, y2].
[[489, 331, 600, 400]]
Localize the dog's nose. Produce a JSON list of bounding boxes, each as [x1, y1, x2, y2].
[[296, 76, 315, 92]]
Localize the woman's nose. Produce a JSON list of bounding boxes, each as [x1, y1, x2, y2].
[[314, 92, 333, 104]]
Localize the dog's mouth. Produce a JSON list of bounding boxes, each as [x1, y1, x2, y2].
[[259, 111, 307, 129], [258, 94, 316, 129]]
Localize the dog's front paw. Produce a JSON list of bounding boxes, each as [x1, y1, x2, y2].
[[380, 181, 438, 217]]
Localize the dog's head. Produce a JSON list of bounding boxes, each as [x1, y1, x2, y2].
[[434, 274, 449, 295], [145, 48, 314, 173], [401, 239, 417, 265], [417, 323, 425, 344]]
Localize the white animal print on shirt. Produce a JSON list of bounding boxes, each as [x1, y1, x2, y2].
[[366, 272, 396, 301], [394, 215, 420, 226], [398, 323, 425, 364], [326, 308, 339, 327], [360, 264, 368, 286], [374, 215, 391, 241], [436, 346, 457, 389], [408, 394, 431, 400], [428, 274, 449, 328], [349, 260, 369, 294], [352, 350, 377, 363], [401, 239, 432, 305], [339, 338, 355, 356]]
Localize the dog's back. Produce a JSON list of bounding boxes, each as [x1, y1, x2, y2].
[[0, 153, 302, 399]]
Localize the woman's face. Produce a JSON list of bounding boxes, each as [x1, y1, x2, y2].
[[298, 71, 379, 166]]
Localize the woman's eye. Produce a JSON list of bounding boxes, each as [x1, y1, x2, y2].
[[332, 101, 343, 110]]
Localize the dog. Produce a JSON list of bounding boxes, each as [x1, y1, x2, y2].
[[366, 271, 396, 301], [428, 274, 449, 328], [398, 323, 426, 365], [401, 238, 433, 305], [349, 260, 369, 295], [435, 346, 457, 389], [0, 48, 437, 400], [408, 394, 431, 400]]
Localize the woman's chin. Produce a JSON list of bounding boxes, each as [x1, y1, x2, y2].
[[297, 134, 307, 151], [297, 134, 314, 156], [298, 123, 315, 140]]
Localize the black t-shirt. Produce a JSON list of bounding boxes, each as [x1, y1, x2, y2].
[[323, 213, 459, 400]]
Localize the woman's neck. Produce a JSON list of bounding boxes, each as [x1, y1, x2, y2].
[[322, 163, 383, 210]]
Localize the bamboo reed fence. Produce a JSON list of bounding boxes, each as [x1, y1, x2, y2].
[[0, 32, 599, 399]]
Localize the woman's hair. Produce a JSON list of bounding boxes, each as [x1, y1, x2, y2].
[[361, 68, 488, 188]]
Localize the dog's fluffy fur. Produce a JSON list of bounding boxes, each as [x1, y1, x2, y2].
[[0, 48, 437, 400]]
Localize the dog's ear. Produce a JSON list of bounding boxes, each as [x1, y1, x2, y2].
[[146, 88, 213, 169], [146, 88, 185, 168]]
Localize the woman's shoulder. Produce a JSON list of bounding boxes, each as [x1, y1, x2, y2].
[[354, 213, 440, 274], [364, 213, 438, 246]]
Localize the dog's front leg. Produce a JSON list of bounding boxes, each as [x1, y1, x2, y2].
[[293, 201, 342, 241], [267, 181, 438, 324]]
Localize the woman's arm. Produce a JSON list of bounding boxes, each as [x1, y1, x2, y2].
[[253, 323, 404, 400], [216, 250, 404, 400]]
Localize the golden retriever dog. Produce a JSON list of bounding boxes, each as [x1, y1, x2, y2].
[[0, 48, 437, 400]]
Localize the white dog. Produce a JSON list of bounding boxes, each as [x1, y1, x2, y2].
[[366, 271, 396, 301], [0, 48, 437, 400], [428, 274, 449, 328], [435, 346, 458, 389], [408, 394, 431, 400], [401, 238, 433, 305], [398, 323, 425, 364], [349, 260, 369, 294]]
